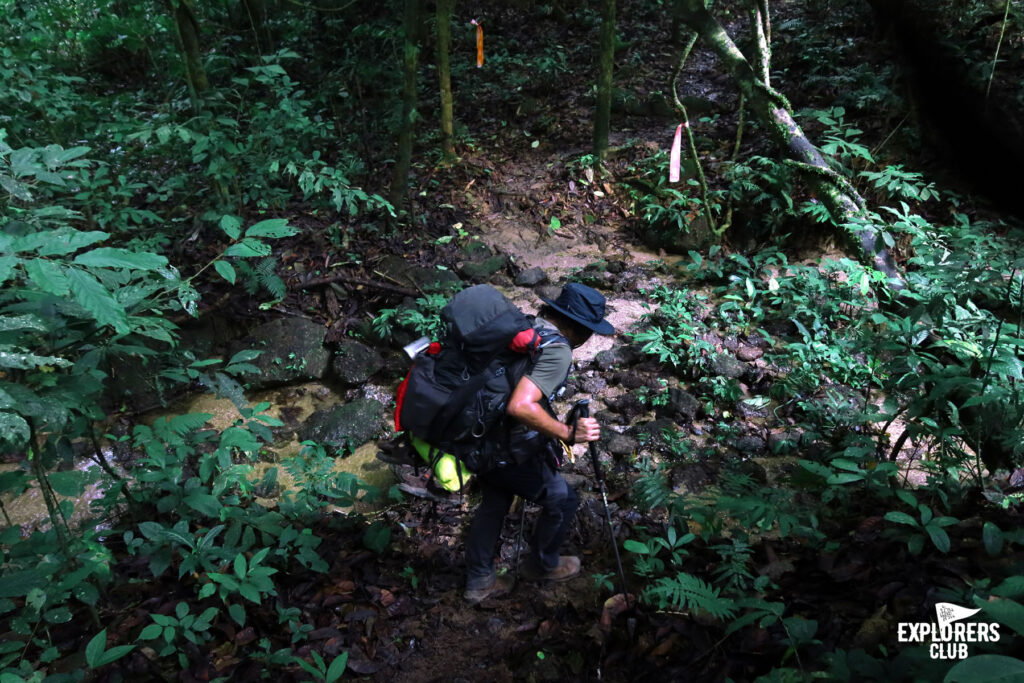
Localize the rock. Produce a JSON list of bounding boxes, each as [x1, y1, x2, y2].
[[376, 255, 461, 293], [636, 418, 682, 450], [768, 430, 803, 455], [737, 345, 764, 362], [460, 239, 492, 260], [710, 353, 746, 380], [665, 388, 699, 420], [673, 463, 713, 495], [607, 433, 639, 458], [458, 254, 509, 282], [733, 459, 768, 485], [297, 399, 384, 452], [581, 376, 608, 394], [535, 284, 562, 302], [233, 318, 331, 389], [331, 340, 385, 388], [735, 398, 770, 420], [731, 435, 767, 456], [515, 267, 548, 287]]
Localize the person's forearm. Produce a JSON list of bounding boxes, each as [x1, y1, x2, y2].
[[508, 402, 572, 441]]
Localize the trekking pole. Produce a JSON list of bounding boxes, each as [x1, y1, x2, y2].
[[513, 497, 528, 585], [575, 399, 630, 606]]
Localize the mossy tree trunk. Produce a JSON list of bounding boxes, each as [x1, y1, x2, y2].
[[677, 0, 903, 287], [593, 0, 616, 160], [389, 0, 424, 208], [167, 0, 209, 109], [436, 0, 456, 162]]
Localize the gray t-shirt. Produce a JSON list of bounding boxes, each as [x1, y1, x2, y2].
[[523, 317, 572, 402]]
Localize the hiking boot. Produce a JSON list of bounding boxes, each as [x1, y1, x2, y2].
[[376, 441, 419, 466], [521, 555, 581, 583], [464, 574, 514, 604]]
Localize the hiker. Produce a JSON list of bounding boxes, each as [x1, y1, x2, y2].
[[464, 283, 615, 603]]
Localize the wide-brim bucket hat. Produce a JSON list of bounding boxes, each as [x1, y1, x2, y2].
[[541, 282, 615, 335]]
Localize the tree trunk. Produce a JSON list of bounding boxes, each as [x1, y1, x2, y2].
[[389, 0, 424, 208], [593, 0, 616, 160], [677, 0, 902, 287], [167, 0, 209, 108], [241, 0, 273, 55], [436, 0, 456, 162]]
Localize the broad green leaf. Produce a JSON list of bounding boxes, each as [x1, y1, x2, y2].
[[214, 260, 236, 284], [0, 413, 30, 447], [826, 473, 863, 485], [883, 511, 918, 527], [35, 229, 108, 256], [57, 146, 91, 164], [0, 567, 51, 598], [623, 539, 651, 555], [23, 258, 70, 295], [0, 174, 32, 201], [96, 645, 135, 668], [994, 576, 1024, 600], [924, 525, 950, 553], [943, 654, 1024, 683], [85, 629, 108, 668], [220, 215, 243, 240], [48, 470, 86, 497], [66, 268, 129, 333], [228, 602, 246, 626], [228, 349, 262, 365], [138, 623, 162, 640], [975, 596, 1024, 637], [830, 458, 862, 472], [184, 492, 222, 518], [0, 314, 48, 332], [0, 348, 71, 370], [326, 652, 349, 683], [234, 553, 246, 579], [245, 219, 296, 239], [73, 248, 168, 271], [223, 238, 271, 258]]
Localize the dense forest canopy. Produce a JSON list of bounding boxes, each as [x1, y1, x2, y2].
[[3, 0, 1024, 680]]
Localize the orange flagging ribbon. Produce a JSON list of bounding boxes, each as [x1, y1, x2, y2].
[[472, 20, 483, 68]]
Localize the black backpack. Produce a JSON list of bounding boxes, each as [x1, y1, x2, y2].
[[394, 284, 566, 475]]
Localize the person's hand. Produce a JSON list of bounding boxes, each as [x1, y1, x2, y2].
[[572, 416, 600, 443]]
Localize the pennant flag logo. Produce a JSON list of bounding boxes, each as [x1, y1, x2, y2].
[[935, 602, 982, 629]]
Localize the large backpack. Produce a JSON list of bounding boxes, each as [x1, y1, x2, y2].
[[394, 284, 565, 476]]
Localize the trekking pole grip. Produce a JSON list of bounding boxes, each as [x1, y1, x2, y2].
[[575, 399, 605, 486]]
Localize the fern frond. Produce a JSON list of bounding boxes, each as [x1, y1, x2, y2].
[[646, 572, 737, 620], [633, 464, 675, 512]]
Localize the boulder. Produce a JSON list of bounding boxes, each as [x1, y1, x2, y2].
[[297, 399, 385, 453], [376, 255, 461, 293], [232, 318, 331, 389], [458, 255, 509, 282], [331, 340, 385, 388]]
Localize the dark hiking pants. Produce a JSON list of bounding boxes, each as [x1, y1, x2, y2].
[[464, 455, 579, 590]]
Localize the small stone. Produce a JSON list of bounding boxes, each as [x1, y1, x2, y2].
[[515, 267, 548, 287], [737, 345, 764, 362], [711, 353, 747, 379], [607, 434, 639, 457]]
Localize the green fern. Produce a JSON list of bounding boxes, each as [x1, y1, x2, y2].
[[632, 463, 675, 513], [255, 257, 286, 300], [646, 572, 737, 619]]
